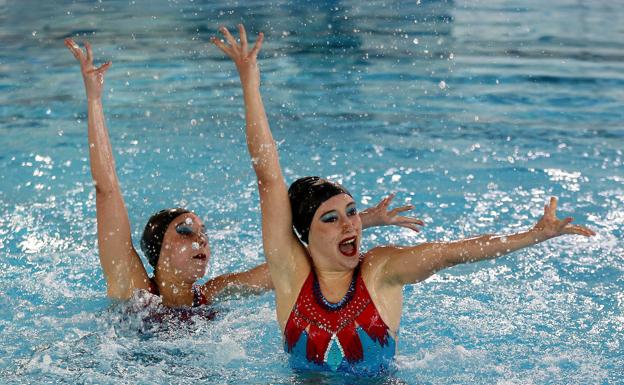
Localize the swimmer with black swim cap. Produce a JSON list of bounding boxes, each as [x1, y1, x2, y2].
[[213, 23, 596, 374]]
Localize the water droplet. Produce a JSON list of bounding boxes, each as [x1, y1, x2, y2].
[[412, 38, 419, 45], [46, 108, 51, 115], [192, 242, 200, 250], [474, 115, 479, 121], [32, 31, 37, 37], [438, 80, 446, 89], [449, 53, 454, 60], [185, 217, 193, 225], [190, 119, 197, 126]]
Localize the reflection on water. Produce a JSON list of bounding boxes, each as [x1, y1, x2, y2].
[[1, 0, 623, 384]]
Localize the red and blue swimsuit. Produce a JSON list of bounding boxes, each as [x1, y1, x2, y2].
[[284, 266, 396, 375]]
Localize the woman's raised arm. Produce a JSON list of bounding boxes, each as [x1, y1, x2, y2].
[[65, 39, 150, 299], [211, 26, 310, 298]]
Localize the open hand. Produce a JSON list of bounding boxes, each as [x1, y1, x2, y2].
[[211, 24, 263, 85], [360, 194, 425, 232], [532, 197, 596, 239], [64, 38, 111, 100]]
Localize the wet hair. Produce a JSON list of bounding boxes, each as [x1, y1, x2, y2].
[[288, 176, 352, 244], [140, 208, 190, 269]]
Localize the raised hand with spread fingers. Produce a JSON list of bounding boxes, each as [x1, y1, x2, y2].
[[359, 193, 425, 232], [64, 38, 111, 100], [211, 25, 263, 87], [532, 197, 596, 239]]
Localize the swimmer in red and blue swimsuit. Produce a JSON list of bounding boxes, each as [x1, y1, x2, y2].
[[285, 266, 395, 375], [215, 23, 595, 378]]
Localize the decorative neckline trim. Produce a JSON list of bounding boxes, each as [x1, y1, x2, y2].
[[312, 267, 358, 311]]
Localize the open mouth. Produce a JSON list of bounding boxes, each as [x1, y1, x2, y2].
[[192, 253, 208, 260], [338, 236, 358, 257]]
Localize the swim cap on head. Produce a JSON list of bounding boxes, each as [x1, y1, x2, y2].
[[141, 208, 190, 269], [288, 176, 352, 244]]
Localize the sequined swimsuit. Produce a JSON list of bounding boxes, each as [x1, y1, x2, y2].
[[284, 266, 396, 375]]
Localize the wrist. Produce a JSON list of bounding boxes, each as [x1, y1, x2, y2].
[[359, 211, 375, 229], [238, 68, 260, 86], [239, 76, 260, 89], [528, 227, 550, 243]]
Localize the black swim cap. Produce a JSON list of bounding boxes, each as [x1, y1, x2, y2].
[[288, 176, 352, 244], [141, 208, 190, 269]]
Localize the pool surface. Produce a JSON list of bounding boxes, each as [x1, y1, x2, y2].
[[1, 0, 623, 384]]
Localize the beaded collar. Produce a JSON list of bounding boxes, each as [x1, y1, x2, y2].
[[312, 267, 359, 311]]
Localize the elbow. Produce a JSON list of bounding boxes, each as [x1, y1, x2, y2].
[[106, 286, 131, 301], [94, 180, 118, 196], [95, 184, 113, 196], [256, 172, 283, 189]]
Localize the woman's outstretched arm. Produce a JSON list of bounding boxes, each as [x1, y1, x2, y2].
[[65, 39, 151, 299], [374, 197, 595, 285]]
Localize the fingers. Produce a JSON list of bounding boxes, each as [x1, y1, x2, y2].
[[564, 224, 596, 237], [398, 223, 421, 233], [543, 196, 558, 218], [549, 196, 558, 215], [395, 216, 425, 226], [84, 40, 93, 64], [560, 217, 573, 228], [87, 61, 112, 75], [212, 25, 263, 60], [219, 26, 238, 48], [375, 193, 394, 209], [238, 24, 248, 51], [210, 36, 232, 55], [64, 38, 84, 62], [389, 205, 414, 216], [250, 31, 264, 57]]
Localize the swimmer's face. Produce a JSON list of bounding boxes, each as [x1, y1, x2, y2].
[[158, 212, 210, 282], [307, 194, 362, 271]]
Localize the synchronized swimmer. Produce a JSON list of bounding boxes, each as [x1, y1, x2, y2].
[[65, 21, 595, 376], [211, 24, 595, 374]]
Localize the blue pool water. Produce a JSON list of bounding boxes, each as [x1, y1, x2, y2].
[[1, 0, 623, 383]]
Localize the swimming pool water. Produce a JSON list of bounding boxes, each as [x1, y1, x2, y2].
[[1, 0, 623, 384]]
